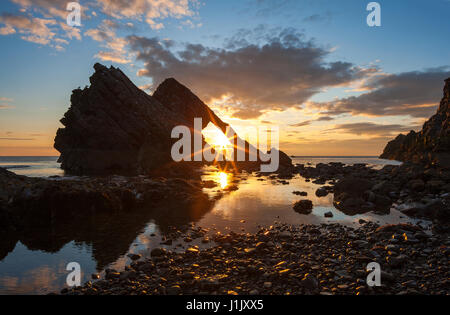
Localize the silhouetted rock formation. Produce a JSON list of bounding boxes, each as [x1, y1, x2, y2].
[[380, 78, 450, 168], [55, 63, 292, 175]]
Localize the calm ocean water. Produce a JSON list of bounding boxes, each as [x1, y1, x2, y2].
[[0, 156, 63, 177], [0, 156, 400, 177], [0, 156, 416, 295]]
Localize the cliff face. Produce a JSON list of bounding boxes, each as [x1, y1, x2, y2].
[[380, 78, 450, 168], [54, 63, 291, 175]]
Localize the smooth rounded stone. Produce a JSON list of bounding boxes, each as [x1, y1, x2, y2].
[[386, 254, 408, 268], [279, 231, 291, 239], [150, 248, 167, 257], [161, 239, 173, 245], [166, 285, 182, 295], [301, 274, 318, 290], [408, 179, 425, 191], [324, 211, 333, 218], [127, 253, 141, 261], [352, 240, 369, 247], [105, 272, 120, 280], [263, 282, 272, 288], [316, 188, 329, 197], [244, 248, 256, 254], [426, 180, 445, 192], [385, 244, 399, 251], [119, 270, 137, 281], [380, 271, 395, 282], [186, 247, 200, 253], [292, 191, 308, 196], [293, 200, 313, 214], [249, 289, 259, 295]]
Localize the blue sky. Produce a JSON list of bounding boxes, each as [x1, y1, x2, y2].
[[0, 0, 449, 155]]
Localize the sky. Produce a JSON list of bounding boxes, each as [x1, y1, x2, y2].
[[0, 0, 449, 156]]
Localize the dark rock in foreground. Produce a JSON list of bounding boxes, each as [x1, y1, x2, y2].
[[333, 177, 391, 215], [60, 223, 450, 295], [380, 78, 450, 168], [293, 200, 313, 214], [54, 63, 292, 175]]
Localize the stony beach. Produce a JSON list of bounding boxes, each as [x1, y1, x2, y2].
[[60, 222, 449, 295]]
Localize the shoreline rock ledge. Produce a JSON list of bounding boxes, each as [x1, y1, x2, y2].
[[380, 78, 450, 168], [54, 63, 292, 175]]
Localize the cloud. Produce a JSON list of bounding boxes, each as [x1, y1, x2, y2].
[[0, 24, 16, 35], [329, 122, 420, 137], [85, 19, 130, 63], [129, 27, 369, 119], [11, 0, 70, 19], [0, 11, 81, 49], [0, 97, 14, 109], [232, 108, 264, 119], [302, 12, 332, 23], [96, 0, 199, 29], [311, 69, 450, 118], [316, 115, 335, 121], [2, 0, 196, 49], [290, 120, 312, 127], [289, 115, 335, 127], [0, 13, 56, 45]]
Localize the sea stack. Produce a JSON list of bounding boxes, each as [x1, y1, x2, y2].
[[54, 63, 292, 175]]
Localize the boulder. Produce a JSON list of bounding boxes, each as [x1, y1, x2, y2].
[[333, 177, 392, 214], [293, 200, 313, 214], [315, 187, 329, 197], [408, 179, 425, 191]]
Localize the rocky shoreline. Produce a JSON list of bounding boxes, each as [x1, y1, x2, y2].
[[293, 161, 450, 227], [60, 222, 449, 295]]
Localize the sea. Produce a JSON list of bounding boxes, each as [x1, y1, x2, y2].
[[0, 156, 424, 294]]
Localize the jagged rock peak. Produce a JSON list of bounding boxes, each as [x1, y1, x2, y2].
[[54, 63, 292, 175], [380, 77, 450, 168]]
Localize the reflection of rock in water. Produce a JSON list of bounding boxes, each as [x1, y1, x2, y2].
[[0, 205, 18, 261], [0, 167, 218, 269], [0, 230, 17, 261], [1, 193, 216, 270], [149, 195, 215, 235]]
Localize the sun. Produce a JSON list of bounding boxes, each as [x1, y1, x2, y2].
[[214, 132, 232, 150], [202, 124, 233, 151]]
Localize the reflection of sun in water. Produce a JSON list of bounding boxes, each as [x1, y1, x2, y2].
[[218, 172, 229, 189]]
